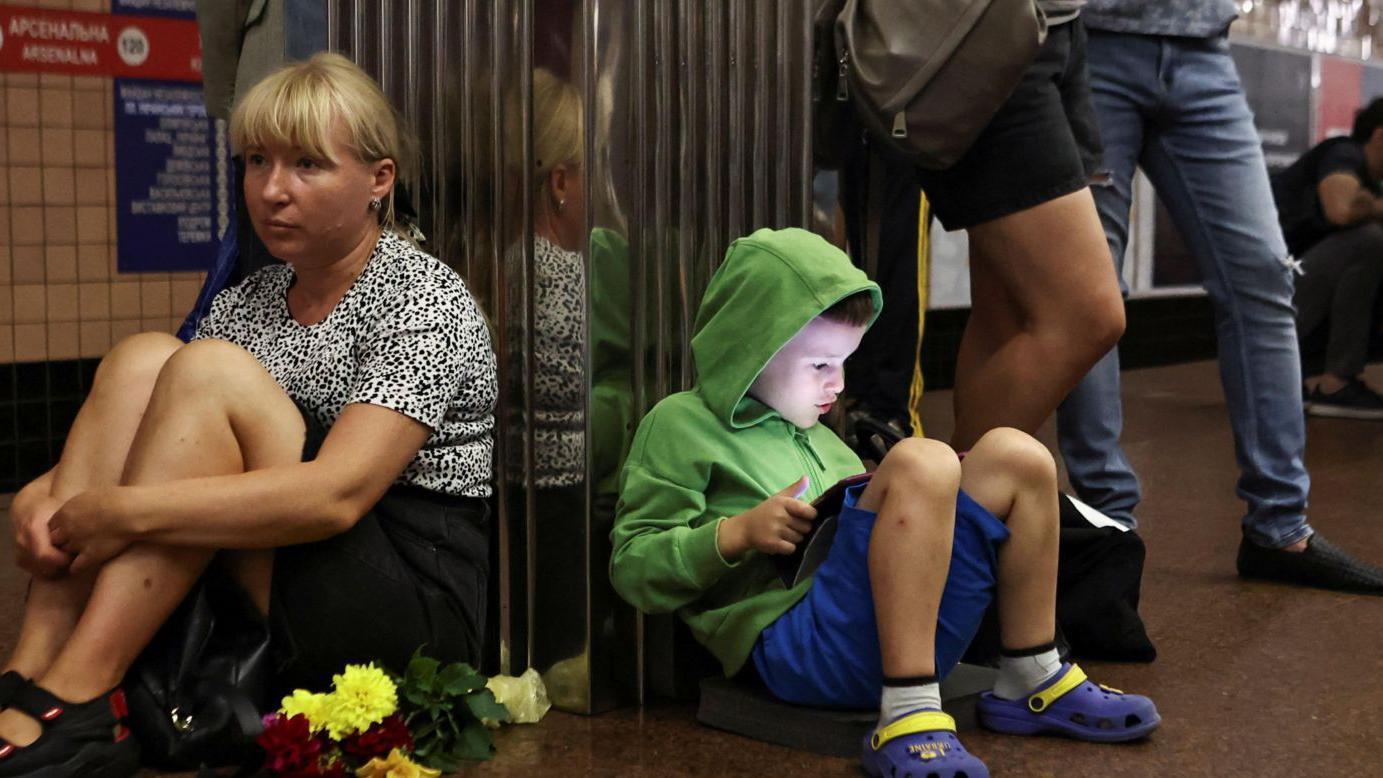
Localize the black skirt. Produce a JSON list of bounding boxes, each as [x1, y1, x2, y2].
[[267, 404, 491, 691]]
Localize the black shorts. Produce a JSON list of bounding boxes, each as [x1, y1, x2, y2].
[[914, 19, 1102, 231], [267, 405, 490, 690]]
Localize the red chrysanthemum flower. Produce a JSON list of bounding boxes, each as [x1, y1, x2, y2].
[[258, 713, 330, 775], [341, 713, 415, 760]]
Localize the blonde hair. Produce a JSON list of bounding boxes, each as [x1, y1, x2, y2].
[[230, 52, 418, 234], [531, 68, 583, 194]]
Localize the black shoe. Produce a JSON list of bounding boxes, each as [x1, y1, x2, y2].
[[1237, 534, 1383, 594], [1305, 379, 1383, 420], [0, 682, 140, 777]]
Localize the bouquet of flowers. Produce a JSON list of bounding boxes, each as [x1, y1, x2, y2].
[[257, 652, 512, 776]]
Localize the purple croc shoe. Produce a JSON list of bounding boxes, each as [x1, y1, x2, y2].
[[976, 663, 1160, 743], [861, 709, 989, 778]]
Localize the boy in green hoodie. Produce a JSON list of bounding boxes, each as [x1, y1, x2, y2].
[[611, 228, 1159, 778]]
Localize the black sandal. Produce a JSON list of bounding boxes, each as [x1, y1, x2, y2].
[[0, 673, 25, 709], [0, 681, 140, 778]]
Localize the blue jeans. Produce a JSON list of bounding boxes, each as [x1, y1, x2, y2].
[[1056, 31, 1313, 549]]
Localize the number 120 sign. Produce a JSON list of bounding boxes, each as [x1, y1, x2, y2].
[[0, 5, 201, 82]]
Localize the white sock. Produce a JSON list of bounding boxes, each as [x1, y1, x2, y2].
[[992, 647, 1062, 701], [878, 681, 942, 729]]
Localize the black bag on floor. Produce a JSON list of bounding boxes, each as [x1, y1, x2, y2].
[[1053, 493, 1156, 662], [962, 493, 1156, 665], [126, 573, 274, 770]]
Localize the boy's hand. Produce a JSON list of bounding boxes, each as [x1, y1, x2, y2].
[[718, 476, 818, 560]]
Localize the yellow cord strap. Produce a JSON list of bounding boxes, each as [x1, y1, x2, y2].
[[870, 710, 956, 750], [1028, 664, 1088, 713], [907, 193, 931, 437]]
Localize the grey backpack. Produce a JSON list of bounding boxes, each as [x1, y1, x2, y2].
[[815, 0, 1048, 170]]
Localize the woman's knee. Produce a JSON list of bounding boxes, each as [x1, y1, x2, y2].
[[1061, 284, 1126, 358], [93, 332, 184, 394], [155, 338, 269, 395], [153, 340, 301, 443]]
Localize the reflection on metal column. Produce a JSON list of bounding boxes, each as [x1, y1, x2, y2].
[[328, 0, 815, 712]]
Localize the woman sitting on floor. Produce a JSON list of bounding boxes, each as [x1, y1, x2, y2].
[[0, 52, 497, 777]]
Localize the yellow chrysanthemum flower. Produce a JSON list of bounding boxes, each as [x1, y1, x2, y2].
[[354, 748, 441, 778], [321, 663, 398, 740], [278, 689, 331, 733]]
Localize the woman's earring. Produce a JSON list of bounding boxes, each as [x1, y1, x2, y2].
[[556, 198, 566, 213], [369, 197, 383, 210]]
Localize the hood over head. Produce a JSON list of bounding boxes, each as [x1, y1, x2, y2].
[[690, 227, 882, 428]]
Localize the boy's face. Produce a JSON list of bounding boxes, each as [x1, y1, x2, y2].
[[750, 315, 867, 429]]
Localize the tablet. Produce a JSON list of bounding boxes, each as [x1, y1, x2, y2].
[[775, 472, 872, 588]]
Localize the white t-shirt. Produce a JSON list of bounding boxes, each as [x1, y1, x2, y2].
[[195, 231, 498, 497]]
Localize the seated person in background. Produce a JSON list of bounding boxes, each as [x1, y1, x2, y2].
[[1274, 98, 1383, 419], [1, 53, 497, 777], [610, 228, 1159, 778]]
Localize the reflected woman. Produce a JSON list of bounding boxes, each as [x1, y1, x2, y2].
[[529, 68, 589, 492], [1, 53, 496, 776]]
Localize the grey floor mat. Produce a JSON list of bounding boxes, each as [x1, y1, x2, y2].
[[696, 664, 997, 757]]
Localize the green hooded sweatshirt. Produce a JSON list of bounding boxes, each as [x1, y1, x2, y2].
[[609, 227, 883, 677]]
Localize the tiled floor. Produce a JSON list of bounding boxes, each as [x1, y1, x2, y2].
[[4, 359, 1383, 776]]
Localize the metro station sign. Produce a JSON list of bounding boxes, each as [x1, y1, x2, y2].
[[0, 6, 201, 82]]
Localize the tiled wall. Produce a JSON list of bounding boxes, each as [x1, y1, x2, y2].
[[2, 0, 206, 489]]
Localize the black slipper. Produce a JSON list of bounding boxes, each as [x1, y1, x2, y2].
[[1237, 534, 1383, 594], [0, 681, 140, 778]]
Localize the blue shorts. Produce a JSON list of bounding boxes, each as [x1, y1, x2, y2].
[[751, 484, 1010, 708]]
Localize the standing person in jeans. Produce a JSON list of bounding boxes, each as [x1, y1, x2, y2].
[[1055, 1, 1383, 591], [1273, 99, 1383, 419]]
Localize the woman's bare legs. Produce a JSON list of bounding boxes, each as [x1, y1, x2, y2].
[[959, 427, 1060, 651], [952, 189, 1125, 450], [4, 333, 182, 680], [0, 339, 303, 746]]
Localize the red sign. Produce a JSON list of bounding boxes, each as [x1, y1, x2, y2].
[[1316, 56, 1364, 142], [0, 6, 201, 82]]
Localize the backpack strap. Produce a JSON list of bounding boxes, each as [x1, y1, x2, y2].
[[865, 143, 885, 280]]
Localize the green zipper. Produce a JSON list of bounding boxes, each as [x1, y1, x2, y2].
[[789, 423, 827, 500]]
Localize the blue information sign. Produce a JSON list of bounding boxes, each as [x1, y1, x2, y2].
[[114, 78, 230, 273], [111, 0, 196, 19]]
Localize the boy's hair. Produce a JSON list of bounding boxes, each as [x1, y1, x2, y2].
[[1353, 97, 1383, 143], [820, 290, 876, 327]]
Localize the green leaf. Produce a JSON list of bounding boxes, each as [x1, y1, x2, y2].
[[441, 708, 466, 737], [402, 686, 431, 707], [421, 751, 464, 773], [404, 653, 440, 691], [454, 721, 495, 761], [437, 662, 487, 696], [412, 717, 443, 741], [464, 689, 511, 723]]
